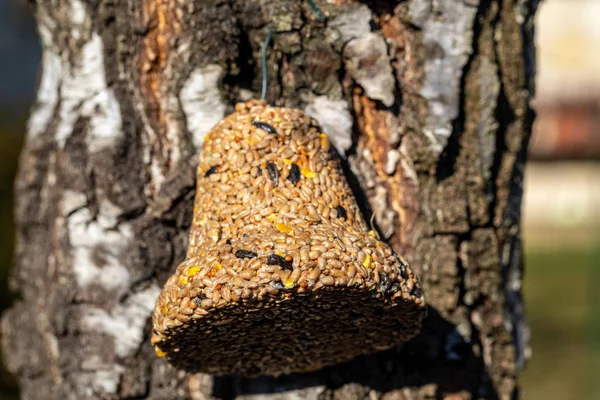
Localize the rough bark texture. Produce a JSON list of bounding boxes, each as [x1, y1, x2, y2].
[[1, 0, 538, 399]]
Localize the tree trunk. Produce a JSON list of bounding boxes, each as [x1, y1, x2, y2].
[[1, 0, 538, 399]]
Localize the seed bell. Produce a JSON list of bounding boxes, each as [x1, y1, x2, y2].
[[151, 100, 426, 377]]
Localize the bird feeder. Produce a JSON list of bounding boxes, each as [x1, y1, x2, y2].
[[151, 100, 426, 377]]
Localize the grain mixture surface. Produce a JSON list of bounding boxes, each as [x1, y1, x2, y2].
[[151, 100, 426, 376]]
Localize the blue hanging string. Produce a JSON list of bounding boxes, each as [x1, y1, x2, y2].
[[261, 2, 324, 100], [260, 27, 273, 100], [306, 0, 325, 20]]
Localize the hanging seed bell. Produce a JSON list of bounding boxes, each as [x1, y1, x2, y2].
[[151, 100, 426, 377]]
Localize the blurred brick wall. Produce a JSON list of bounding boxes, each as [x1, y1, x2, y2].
[[532, 0, 600, 161], [532, 101, 600, 160]]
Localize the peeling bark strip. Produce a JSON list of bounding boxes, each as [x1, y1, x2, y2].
[[136, 0, 186, 192], [2, 0, 537, 399]]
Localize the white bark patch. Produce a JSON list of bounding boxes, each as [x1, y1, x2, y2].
[[70, 0, 87, 25], [372, 186, 396, 239], [55, 32, 123, 152], [328, 5, 372, 43], [330, 6, 396, 106], [399, 143, 419, 184], [344, 34, 395, 106], [61, 190, 87, 215], [28, 48, 62, 138], [90, 369, 121, 394], [409, 0, 431, 27], [385, 149, 401, 175], [417, 0, 478, 153], [97, 197, 125, 229], [69, 0, 88, 41], [82, 285, 161, 358], [304, 96, 353, 154], [67, 206, 132, 294], [86, 89, 123, 153], [240, 387, 327, 400], [78, 356, 124, 395], [180, 64, 226, 151]]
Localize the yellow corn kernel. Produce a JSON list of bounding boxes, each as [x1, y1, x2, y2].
[[267, 213, 277, 222], [179, 275, 188, 285], [282, 158, 292, 165], [187, 266, 201, 277], [155, 346, 167, 357], [284, 278, 294, 289], [368, 230, 379, 239], [319, 133, 330, 151], [276, 223, 293, 235], [301, 168, 317, 178], [244, 135, 260, 146], [215, 262, 223, 271], [297, 154, 308, 168], [363, 253, 373, 269]]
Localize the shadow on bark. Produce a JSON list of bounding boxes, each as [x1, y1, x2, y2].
[[211, 307, 498, 399]]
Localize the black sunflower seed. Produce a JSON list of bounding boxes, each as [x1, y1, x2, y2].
[[266, 254, 293, 270], [266, 162, 279, 186], [256, 165, 262, 177], [272, 281, 290, 291], [235, 250, 258, 259], [336, 205, 347, 220], [412, 286, 423, 299], [252, 120, 277, 134], [393, 252, 408, 279], [379, 273, 394, 296], [288, 163, 300, 185], [205, 165, 219, 177]]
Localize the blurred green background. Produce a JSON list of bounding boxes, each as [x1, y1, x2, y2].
[[0, 0, 598, 399]]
